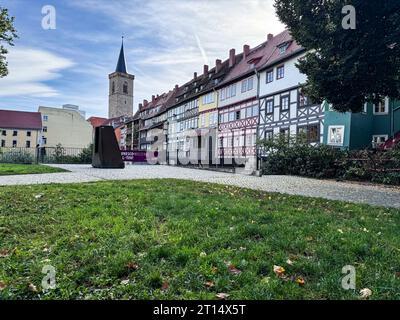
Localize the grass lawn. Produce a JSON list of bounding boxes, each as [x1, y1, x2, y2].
[[0, 179, 399, 300], [0, 164, 67, 176]]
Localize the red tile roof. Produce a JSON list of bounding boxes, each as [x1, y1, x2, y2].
[[87, 116, 108, 128], [220, 30, 304, 85], [0, 109, 42, 130]]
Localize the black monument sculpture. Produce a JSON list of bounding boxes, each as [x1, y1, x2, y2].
[[92, 126, 125, 169]]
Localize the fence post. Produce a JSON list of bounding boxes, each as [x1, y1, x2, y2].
[[35, 145, 39, 164]]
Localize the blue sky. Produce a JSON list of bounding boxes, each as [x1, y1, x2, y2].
[[0, 0, 284, 118]]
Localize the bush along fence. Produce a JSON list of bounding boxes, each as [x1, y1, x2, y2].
[[0, 144, 93, 165], [258, 134, 400, 185]]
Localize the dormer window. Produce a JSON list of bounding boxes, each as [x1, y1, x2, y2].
[[278, 43, 289, 55]]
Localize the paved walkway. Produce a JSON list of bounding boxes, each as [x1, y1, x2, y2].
[[1, 164, 399, 209]]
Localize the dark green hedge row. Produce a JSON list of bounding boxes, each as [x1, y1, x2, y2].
[[259, 135, 400, 185]]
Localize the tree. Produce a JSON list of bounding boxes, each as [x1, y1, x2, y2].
[[274, 0, 400, 113], [0, 6, 17, 78]]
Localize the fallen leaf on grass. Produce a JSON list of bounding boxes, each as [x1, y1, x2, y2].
[[120, 279, 130, 285], [161, 281, 169, 291], [211, 267, 218, 274], [34, 194, 44, 199], [359, 288, 372, 299], [295, 277, 305, 286], [0, 249, 10, 258], [216, 293, 230, 300], [205, 281, 215, 288], [286, 259, 294, 266], [126, 262, 139, 271], [28, 283, 38, 292], [273, 265, 286, 278], [228, 264, 242, 275], [0, 281, 6, 291]]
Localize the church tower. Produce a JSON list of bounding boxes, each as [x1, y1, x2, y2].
[[108, 38, 135, 119]]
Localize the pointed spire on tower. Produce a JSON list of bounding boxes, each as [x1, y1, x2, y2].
[[115, 36, 127, 74]]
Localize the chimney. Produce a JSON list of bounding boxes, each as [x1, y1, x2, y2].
[[243, 45, 250, 59], [215, 59, 222, 73], [229, 49, 236, 67], [203, 64, 209, 75], [144, 99, 148, 106], [194, 72, 197, 79], [139, 103, 143, 110], [267, 33, 274, 41], [174, 84, 179, 91], [152, 95, 156, 102]]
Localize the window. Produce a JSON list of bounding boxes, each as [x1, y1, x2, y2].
[[281, 95, 290, 111], [373, 98, 388, 115], [235, 111, 241, 120], [327, 126, 345, 146], [112, 81, 115, 94], [26, 131, 31, 137], [252, 105, 259, 117], [1, 140, 5, 147], [13, 130, 17, 136], [42, 126, 47, 133], [26, 141, 31, 148], [220, 84, 237, 101], [264, 130, 273, 140], [229, 112, 235, 122], [241, 77, 254, 93], [277, 65, 285, 79], [1, 130, 6, 136], [299, 92, 309, 107], [201, 114, 206, 127], [372, 135, 388, 148], [266, 70, 273, 83], [123, 82, 128, 94], [202, 92, 214, 105], [12, 140, 17, 148], [42, 136, 47, 145], [298, 124, 320, 143], [43, 115, 48, 122], [266, 99, 274, 114], [278, 43, 288, 55]]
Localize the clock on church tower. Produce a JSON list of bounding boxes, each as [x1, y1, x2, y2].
[[108, 38, 135, 119]]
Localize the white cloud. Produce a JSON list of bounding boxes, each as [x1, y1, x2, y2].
[[70, 0, 285, 108], [0, 47, 74, 98]]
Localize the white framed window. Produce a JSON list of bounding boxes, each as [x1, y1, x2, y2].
[[373, 98, 389, 115], [202, 92, 214, 105], [276, 65, 285, 79], [266, 70, 273, 83], [265, 99, 274, 114], [43, 115, 48, 121], [327, 126, 345, 146], [372, 135, 388, 148], [241, 77, 254, 93]]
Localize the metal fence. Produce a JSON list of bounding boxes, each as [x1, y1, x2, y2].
[[0, 146, 92, 164]]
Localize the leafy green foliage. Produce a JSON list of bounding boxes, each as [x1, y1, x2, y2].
[[0, 148, 34, 164], [0, 180, 399, 299], [274, 0, 400, 112], [260, 135, 400, 185], [0, 6, 18, 77], [260, 134, 344, 178]]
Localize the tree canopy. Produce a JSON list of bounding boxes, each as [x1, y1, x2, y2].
[[274, 0, 400, 112], [0, 6, 17, 78]]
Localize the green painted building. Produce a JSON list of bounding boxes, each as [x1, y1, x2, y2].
[[323, 98, 400, 149]]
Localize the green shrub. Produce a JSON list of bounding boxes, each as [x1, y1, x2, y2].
[[259, 135, 400, 185], [0, 149, 34, 164]]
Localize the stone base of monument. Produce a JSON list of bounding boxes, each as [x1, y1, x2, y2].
[[92, 126, 125, 169]]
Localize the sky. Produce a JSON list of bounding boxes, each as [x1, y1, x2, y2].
[[0, 0, 285, 118]]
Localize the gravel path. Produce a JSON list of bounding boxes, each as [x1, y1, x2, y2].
[[1, 164, 399, 209]]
